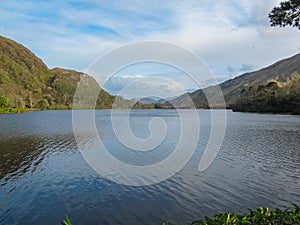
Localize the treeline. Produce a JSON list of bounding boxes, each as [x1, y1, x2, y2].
[[233, 73, 300, 114]]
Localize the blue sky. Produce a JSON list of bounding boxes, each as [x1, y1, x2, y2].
[[1, 0, 300, 98]]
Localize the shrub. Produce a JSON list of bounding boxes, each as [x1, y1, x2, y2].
[[191, 204, 300, 225], [0, 95, 8, 107]]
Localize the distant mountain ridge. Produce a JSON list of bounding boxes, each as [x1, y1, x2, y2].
[[134, 96, 167, 104], [171, 53, 300, 108], [0, 35, 116, 109]]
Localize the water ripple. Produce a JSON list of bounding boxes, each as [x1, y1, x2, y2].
[[0, 110, 299, 225]]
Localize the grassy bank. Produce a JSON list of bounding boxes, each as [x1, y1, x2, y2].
[[0, 107, 29, 114]]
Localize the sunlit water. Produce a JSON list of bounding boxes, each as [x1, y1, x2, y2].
[[0, 110, 299, 225]]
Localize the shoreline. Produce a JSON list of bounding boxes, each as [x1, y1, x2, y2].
[[1, 107, 299, 116], [0, 108, 40, 114]]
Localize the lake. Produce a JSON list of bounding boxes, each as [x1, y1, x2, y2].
[[0, 110, 300, 225]]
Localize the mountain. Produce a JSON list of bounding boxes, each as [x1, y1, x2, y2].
[[1, 35, 299, 112], [135, 96, 167, 104], [171, 53, 300, 109], [0, 35, 116, 109]]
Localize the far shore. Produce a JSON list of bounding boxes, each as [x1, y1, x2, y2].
[[0, 107, 39, 114], [1, 107, 299, 116]]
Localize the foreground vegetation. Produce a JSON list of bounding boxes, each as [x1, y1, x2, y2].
[[191, 204, 300, 225], [61, 215, 72, 225], [61, 204, 300, 225]]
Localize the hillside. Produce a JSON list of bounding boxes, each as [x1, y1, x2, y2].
[[171, 53, 300, 109], [1, 35, 299, 112], [0, 35, 116, 109], [233, 74, 300, 114]]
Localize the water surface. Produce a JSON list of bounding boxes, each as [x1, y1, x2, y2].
[[0, 110, 299, 224]]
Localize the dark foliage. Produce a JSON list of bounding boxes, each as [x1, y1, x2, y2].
[[269, 0, 300, 29], [233, 74, 300, 114]]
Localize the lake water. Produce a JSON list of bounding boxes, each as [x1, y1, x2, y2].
[[0, 110, 300, 225]]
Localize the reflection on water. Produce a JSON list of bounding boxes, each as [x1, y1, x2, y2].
[[0, 134, 76, 183], [0, 110, 299, 225]]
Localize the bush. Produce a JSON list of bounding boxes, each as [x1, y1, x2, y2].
[[0, 95, 8, 107], [191, 204, 300, 225], [0, 107, 28, 114], [61, 205, 300, 225]]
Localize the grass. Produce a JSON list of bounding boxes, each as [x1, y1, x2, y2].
[[61, 215, 72, 225], [0, 107, 28, 114], [61, 204, 300, 225]]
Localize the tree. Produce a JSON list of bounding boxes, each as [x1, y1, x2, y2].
[[0, 96, 8, 107], [269, 0, 300, 29], [37, 100, 49, 109]]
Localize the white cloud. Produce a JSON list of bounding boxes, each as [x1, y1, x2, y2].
[[120, 74, 144, 79], [142, 0, 300, 77], [106, 76, 185, 99]]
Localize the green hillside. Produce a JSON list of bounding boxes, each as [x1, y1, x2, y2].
[[171, 53, 300, 112], [0, 35, 116, 109], [233, 73, 300, 114], [220, 53, 300, 105]]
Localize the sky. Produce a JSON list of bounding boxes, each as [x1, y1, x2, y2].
[[0, 0, 300, 98]]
